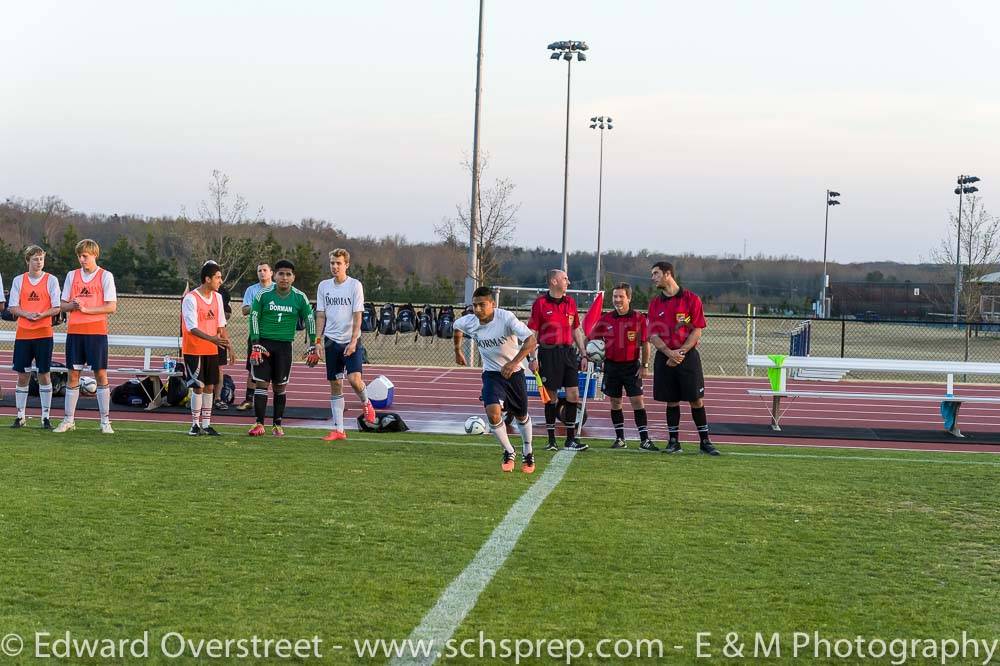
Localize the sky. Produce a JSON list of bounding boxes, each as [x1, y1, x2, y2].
[[3, 0, 999, 263]]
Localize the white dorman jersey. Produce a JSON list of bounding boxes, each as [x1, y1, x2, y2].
[[316, 276, 365, 344], [453, 308, 532, 373]]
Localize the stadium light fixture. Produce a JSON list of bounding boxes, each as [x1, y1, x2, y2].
[[589, 116, 613, 290], [820, 190, 841, 318], [953, 174, 983, 323], [547, 39, 589, 273], [464, 0, 486, 306]]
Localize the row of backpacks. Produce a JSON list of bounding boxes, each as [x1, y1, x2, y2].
[[361, 303, 470, 338]]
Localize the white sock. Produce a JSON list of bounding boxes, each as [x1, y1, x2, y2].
[[64, 387, 80, 422], [357, 387, 369, 404], [330, 395, 345, 431], [201, 405, 212, 428], [15, 384, 28, 418], [515, 416, 533, 456], [96, 385, 111, 424], [39, 384, 53, 419], [491, 419, 516, 454], [190, 392, 203, 424]]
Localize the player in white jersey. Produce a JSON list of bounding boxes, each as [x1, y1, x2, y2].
[[313, 248, 376, 441], [453, 286, 538, 473]]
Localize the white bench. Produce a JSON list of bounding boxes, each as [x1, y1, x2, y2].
[[745, 355, 1000, 437], [1, 331, 184, 407]]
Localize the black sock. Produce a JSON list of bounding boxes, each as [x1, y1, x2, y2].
[[273, 393, 287, 425], [667, 405, 681, 441], [611, 409, 625, 440], [245, 382, 254, 403], [563, 402, 578, 442], [544, 402, 558, 444], [634, 408, 649, 442], [253, 389, 268, 424], [692, 406, 709, 442]]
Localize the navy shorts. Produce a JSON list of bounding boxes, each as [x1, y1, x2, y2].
[[480, 370, 529, 419], [12, 337, 54, 373], [65, 333, 109, 371], [324, 338, 365, 380]]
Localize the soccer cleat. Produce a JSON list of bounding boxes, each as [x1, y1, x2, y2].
[[322, 430, 347, 441], [10, 417, 26, 429], [200, 426, 221, 437], [52, 420, 76, 433], [521, 453, 535, 474], [564, 439, 589, 451], [272, 425, 285, 437], [187, 424, 202, 436], [699, 440, 721, 456], [501, 450, 516, 472], [236, 400, 253, 411], [214, 400, 229, 411], [664, 439, 683, 454], [248, 423, 266, 437], [639, 440, 660, 452], [544, 442, 559, 452], [100, 422, 115, 435], [611, 438, 628, 449], [363, 400, 377, 425], [41, 418, 53, 430]]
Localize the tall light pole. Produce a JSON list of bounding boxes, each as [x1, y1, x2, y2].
[[820, 190, 840, 318], [547, 40, 588, 274], [464, 0, 486, 305], [589, 115, 612, 290], [953, 174, 981, 323]]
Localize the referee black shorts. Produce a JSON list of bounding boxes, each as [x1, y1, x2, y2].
[[653, 348, 705, 403], [538, 345, 578, 392], [601, 359, 643, 398]]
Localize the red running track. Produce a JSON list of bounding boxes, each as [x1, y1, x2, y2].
[[3, 355, 999, 454]]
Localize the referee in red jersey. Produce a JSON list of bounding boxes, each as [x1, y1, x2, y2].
[[527, 269, 589, 451], [646, 261, 720, 455], [588, 283, 653, 450]]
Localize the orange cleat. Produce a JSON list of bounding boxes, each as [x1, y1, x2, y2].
[[363, 400, 377, 425], [501, 451, 516, 472], [521, 454, 535, 474], [248, 423, 266, 437], [323, 430, 347, 441]]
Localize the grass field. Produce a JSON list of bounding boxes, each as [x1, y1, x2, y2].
[[1, 420, 997, 664]]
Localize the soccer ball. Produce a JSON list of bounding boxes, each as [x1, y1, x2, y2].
[[79, 376, 98, 396], [585, 339, 606, 364], [464, 416, 487, 435]]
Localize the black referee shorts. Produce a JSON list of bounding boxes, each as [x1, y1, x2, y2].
[[653, 348, 705, 403], [601, 359, 643, 398], [538, 345, 578, 392]]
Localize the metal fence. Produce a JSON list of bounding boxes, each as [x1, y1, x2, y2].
[[5, 296, 1000, 382]]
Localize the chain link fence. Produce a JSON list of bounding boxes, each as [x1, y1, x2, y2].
[[5, 296, 999, 382]]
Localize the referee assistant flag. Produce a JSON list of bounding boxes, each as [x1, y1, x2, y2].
[[582, 291, 604, 337]]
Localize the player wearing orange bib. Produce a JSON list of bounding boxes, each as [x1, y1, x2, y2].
[[8, 245, 62, 429], [53, 239, 118, 435], [181, 262, 231, 436]]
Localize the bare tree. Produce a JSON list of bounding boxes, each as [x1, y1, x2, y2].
[[435, 156, 520, 286], [183, 170, 264, 289], [2, 195, 72, 249], [931, 193, 1000, 321]]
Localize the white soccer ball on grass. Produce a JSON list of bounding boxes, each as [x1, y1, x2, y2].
[[464, 416, 487, 435]]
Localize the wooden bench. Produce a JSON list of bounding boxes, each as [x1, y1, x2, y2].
[[745, 355, 1000, 437], [1, 331, 183, 407]]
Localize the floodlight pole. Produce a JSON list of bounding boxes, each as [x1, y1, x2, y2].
[[560, 56, 572, 274], [465, 0, 485, 306], [820, 190, 840, 318], [590, 116, 612, 290], [953, 180, 964, 324]]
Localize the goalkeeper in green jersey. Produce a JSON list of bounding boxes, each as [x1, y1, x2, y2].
[[247, 259, 316, 437]]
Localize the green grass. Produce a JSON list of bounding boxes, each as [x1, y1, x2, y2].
[[1, 421, 998, 664]]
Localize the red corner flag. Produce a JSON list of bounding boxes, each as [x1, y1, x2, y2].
[[582, 291, 605, 337]]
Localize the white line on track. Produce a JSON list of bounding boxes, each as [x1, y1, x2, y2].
[[389, 450, 577, 666]]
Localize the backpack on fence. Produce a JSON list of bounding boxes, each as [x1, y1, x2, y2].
[[396, 303, 417, 334], [220, 374, 236, 404], [436, 305, 456, 339], [361, 302, 377, 332], [378, 303, 397, 336], [418, 305, 435, 337], [462, 304, 474, 317]]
